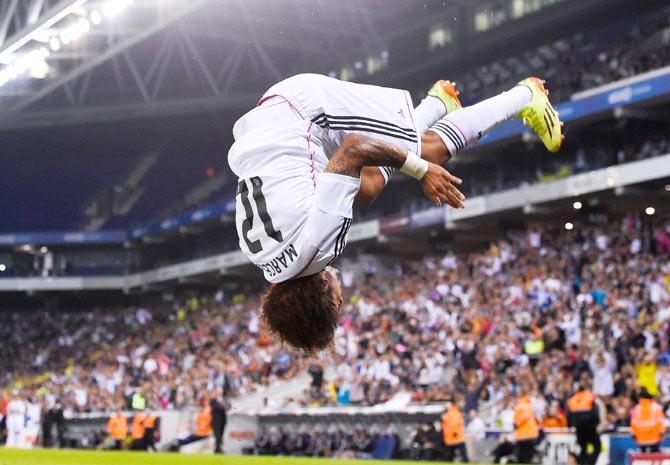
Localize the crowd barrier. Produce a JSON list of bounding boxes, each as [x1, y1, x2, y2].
[[58, 407, 670, 465]]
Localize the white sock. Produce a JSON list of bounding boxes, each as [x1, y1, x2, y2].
[[414, 95, 447, 133], [429, 85, 532, 156]]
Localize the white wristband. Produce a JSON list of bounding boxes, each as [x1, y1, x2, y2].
[[399, 151, 429, 180]]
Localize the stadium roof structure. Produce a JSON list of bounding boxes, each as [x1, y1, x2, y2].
[[0, 0, 412, 130], [0, 0, 653, 130]]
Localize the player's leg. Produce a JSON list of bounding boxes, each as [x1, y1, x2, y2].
[[356, 80, 461, 203], [589, 433, 601, 465], [414, 80, 462, 133], [428, 78, 563, 165], [426, 84, 532, 166], [6, 416, 18, 447], [458, 442, 469, 462], [444, 444, 455, 462]]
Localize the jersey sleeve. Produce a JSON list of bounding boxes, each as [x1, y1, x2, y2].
[[378, 166, 396, 184], [306, 172, 360, 256]]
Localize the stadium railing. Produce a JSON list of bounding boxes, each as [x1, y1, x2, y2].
[[1, 152, 668, 291], [63, 407, 661, 465]]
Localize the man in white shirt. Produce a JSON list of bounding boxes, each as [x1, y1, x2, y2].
[[5, 392, 26, 448], [466, 409, 486, 440]]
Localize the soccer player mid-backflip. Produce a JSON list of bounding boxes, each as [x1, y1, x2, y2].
[[228, 73, 562, 352]]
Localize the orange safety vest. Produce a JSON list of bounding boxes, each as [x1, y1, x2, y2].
[[441, 405, 465, 445], [567, 390, 595, 413], [541, 413, 568, 429], [195, 406, 212, 436], [131, 413, 147, 440], [514, 396, 540, 441], [107, 413, 128, 440], [631, 399, 665, 446], [144, 413, 156, 429]]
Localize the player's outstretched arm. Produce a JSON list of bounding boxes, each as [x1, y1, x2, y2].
[[325, 134, 465, 209], [355, 132, 455, 204]]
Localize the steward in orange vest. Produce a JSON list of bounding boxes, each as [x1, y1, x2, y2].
[[567, 383, 600, 465], [441, 399, 468, 462], [106, 411, 128, 450], [130, 412, 147, 450], [143, 412, 158, 452], [195, 405, 213, 437], [631, 388, 666, 453], [173, 402, 214, 451], [514, 392, 540, 464]]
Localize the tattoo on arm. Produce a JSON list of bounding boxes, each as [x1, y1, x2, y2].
[[325, 134, 407, 178]]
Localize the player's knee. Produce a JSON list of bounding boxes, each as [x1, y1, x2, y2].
[[262, 272, 339, 352], [421, 132, 452, 165]]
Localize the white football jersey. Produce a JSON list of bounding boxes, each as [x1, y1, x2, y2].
[[6, 399, 26, 417], [228, 74, 419, 283]]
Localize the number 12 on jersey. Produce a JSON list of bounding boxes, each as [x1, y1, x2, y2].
[[237, 176, 283, 254]]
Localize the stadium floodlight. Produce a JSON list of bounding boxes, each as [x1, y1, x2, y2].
[[564, 222, 574, 230], [573, 201, 582, 210], [66, 21, 85, 42], [645, 207, 656, 216], [90, 10, 103, 25], [30, 61, 49, 79], [0, 0, 143, 91], [103, 0, 134, 19], [30, 63, 48, 79], [60, 30, 72, 45], [79, 18, 91, 33], [0, 264, 5, 272], [40, 246, 49, 253], [4, 49, 51, 81], [0, 0, 89, 63], [14, 61, 27, 75]]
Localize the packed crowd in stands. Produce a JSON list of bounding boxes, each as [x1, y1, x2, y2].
[[556, 15, 670, 100], [458, 9, 670, 104], [1, 210, 669, 435]]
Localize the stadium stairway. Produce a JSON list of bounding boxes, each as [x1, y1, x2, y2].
[[229, 367, 336, 414]]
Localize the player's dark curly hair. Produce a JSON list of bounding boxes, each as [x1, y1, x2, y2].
[[262, 272, 339, 353]]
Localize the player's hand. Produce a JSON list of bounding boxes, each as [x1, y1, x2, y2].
[[421, 163, 465, 209]]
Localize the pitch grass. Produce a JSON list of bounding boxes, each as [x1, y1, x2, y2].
[[0, 448, 494, 465]]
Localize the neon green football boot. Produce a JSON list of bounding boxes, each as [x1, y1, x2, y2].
[[428, 79, 463, 114], [518, 77, 564, 153]]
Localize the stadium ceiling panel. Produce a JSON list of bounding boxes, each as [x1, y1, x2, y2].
[[0, 0, 217, 128], [0, 0, 407, 130]]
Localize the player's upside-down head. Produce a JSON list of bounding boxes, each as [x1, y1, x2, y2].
[[261, 267, 343, 353]]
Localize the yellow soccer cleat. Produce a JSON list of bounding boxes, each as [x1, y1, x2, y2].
[[428, 79, 463, 114], [518, 77, 564, 153]]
